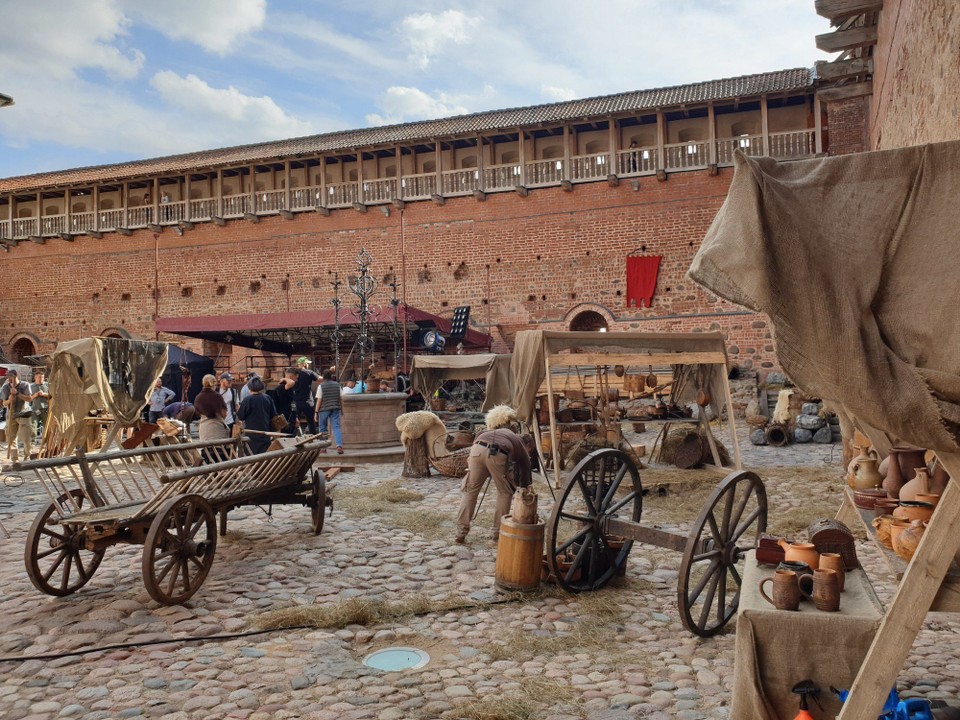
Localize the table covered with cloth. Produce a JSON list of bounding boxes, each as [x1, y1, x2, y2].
[[732, 551, 883, 720]]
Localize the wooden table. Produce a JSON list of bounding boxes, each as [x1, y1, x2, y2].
[[732, 550, 883, 720]]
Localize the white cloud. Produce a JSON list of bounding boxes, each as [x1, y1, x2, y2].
[[150, 72, 314, 140], [400, 10, 480, 69], [540, 85, 577, 102], [121, 0, 266, 55], [366, 87, 467, 125]]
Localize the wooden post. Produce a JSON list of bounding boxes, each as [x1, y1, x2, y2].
[[707, 103, 717, 165], [477, 135, 485, 190], [216, 169, 223, 217], [435, 141, 442, 194], [760, 95, 769, 155], [837, 456, 960, 719], [563, 125, 571, 181], [184, 174, 192, 221], [283, 160, 291, 209], [319, 157, 327, 205], [122, 182, 129, 228], [656, 109, 666, 170], [721, 369, 741, 470], [92, 186, 99, 232], [608, 119, 617, 176], [248, 164, 255, 212], [64, 189, 71, 232], [517, 129, 526, 187], [153, 178, 159, 221], [814, 93, 824, 154], [544, 353, 563, 489]]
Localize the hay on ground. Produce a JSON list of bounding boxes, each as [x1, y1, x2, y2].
[[336, 479, 424, 517]]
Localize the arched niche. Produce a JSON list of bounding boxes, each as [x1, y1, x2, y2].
[[569, 310, 609, 332], [541, 145, 563, 159], [9, 335, 38, 363]]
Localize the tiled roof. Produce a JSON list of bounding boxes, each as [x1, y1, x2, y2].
[[0, 67, 813, 193]]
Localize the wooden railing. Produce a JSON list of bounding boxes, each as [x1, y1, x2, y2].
[[483, 164, 521, 192], [617, 147, 658, 175], [664, 141, 709, 170], [254, 190, 285, 214], [400, 173, 436, 200], [0, 128, 822, 241], [768, 129, 815, 158], [441, 169, 479, 196], [325, 182, 358, 208], [570, 153, 609, 181], [716, 135, 765, 165], [526, 159, 564, 187], [362, 177, 395, 204], [222, 194, 250, 218]]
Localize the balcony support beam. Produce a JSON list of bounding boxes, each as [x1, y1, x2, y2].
[[818, 81, 873, 102], [243, 212, 260, 223], [816, 57, 873, 81], [815, 0, 882, 21], [212, 216, 226, 227], [816, 25, 877, 53]]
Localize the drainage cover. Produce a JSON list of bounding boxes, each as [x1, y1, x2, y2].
[[362, 647, 430, 671]]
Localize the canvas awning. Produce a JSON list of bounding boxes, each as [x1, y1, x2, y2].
[[410, 353, 512, 411], [510, 330, 730, 424], [155, 305, 491, 356]]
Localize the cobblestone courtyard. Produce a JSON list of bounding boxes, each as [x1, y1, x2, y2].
[[1, 427, 959, 720]]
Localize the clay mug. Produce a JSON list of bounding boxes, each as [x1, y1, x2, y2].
[[818, 553, 846, 592], [758, 569, 801, 611], [799, 568, 841, 612]]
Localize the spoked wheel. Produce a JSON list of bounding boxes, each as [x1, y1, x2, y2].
[[546, 448, 642, 592], [142, 494, 217, 605], [310, 469, 327, 535], [678, 470, 767, 637], [25, 489, 104, 597]]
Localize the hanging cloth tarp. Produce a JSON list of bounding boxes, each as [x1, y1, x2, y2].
[[689, 143, 960, 453]]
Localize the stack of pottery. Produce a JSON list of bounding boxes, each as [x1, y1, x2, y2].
[[848, 446, 883, 490], [892, 520, 927, 562], [882, 447, 927, 499]]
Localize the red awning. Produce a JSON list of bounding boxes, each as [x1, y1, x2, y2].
[[155, 305, 490, 349]]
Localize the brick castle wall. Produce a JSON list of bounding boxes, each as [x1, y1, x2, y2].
[[1, 168, 784, 374], [871, 0, 960, 150]]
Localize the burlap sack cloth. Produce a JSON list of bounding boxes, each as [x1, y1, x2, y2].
[[689, 142, 960, 455], [733, 554, 883, 720]]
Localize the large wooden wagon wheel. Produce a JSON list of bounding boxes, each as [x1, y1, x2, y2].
[[546, 448, 642, 592], [310, 469, 327, 535], [142, 494, 217, 605], [25, 489, 105, 597], [678, 470, 767, 637]]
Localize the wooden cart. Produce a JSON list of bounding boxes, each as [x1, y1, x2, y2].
[[18, 436, 331, 605], [512, 331, 762, 637], [545, 447, 766, 637]]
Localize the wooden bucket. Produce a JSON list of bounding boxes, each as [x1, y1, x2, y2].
[[495, 517, 545, 592]]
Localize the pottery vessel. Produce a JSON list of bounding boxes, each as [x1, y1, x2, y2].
[[851, 453, 883, 491], [776, 560, 813, 578], [759, 570, 801, 611], [888, 520, 911, 553], [893, 501, 934, 524], [871, 514, 896, 548], [894, 520, 926, 562], [900, 467, 932, 502], [915, 493, 940, 507], [819, 553, 846, 592], [799, 568, 841, 612], [873, 498, 901, 518], [894, 447, 927, 483], [777, 539, 820, 570]]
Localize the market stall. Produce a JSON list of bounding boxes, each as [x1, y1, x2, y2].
[[410, 353, 512, 413], [689, 140, 960, 720]]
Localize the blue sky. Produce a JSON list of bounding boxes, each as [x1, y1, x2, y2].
[[0, 0, 834, 179]]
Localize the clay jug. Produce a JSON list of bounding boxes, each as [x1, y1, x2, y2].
[[930, 459, 950, 495], [893, 447, 927, 483], [851, 455, 883, 490], [894, 520, 926, 562], [883, 450, 906, 499], [899, 467, 931, 502], [777, 539, 819, 570], [871, 514, 896, 548], [799, 568, 841, 612]]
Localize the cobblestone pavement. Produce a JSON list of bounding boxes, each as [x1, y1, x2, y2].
[[0, 426, 958, 719]]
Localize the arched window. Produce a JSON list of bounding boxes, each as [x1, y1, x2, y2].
[[10, 337, 36, 363], [44, 205, 59, 216], [584, 140, 606, 155], [72, 202, 87, 213], [569, 310, 608, 332], [541, 145, 563, 159], [17, 207, 34, 218]]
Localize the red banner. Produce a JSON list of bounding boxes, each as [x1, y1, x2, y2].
[[626, 255, 662, 308]]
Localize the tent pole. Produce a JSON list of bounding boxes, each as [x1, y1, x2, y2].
[[544, 353, 563, 489], [721, 369, 741, 470]]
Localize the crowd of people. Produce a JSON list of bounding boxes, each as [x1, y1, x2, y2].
[[0, 368, 49, 462]]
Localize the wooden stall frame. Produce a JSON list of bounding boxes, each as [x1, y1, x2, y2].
[[539, 348, 741, 489]]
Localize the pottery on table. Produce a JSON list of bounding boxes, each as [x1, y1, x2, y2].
[[759, 569, 801, 611], [819, 553, 846, 592], [900, 467, 932, 502], [894, 520, 927, 562], [873, 498, 902, 518], [884, 447, 927, 499], [777, 560, 813, 578], [850, 452, 883, 490], [888, 520, 912, 553], [777, 539, 820, 570], [915, 493, 940, 507], [893, 501, 935, 524], [799, 568, 841, 612], [872, 514, 896, 548]]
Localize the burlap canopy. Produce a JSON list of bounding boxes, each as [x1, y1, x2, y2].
[[47, 337, 168, 452], [509, 330, 729, 424], [689, 143, 960, 453], [410, 353, 512, 412]]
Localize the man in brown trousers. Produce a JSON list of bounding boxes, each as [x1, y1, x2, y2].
[[456, 405, 532, 544]]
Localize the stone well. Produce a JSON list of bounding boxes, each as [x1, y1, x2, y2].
[[340, 392, 405, 449]]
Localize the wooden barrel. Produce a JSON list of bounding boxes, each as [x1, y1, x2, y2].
[[495, 517, 545, 592]]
